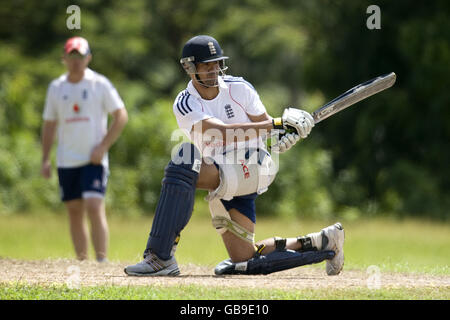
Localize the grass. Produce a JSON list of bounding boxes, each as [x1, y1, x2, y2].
[[0, 210, 449, 275], [1, 283, 448, 300], [0, 210, 449, 300]]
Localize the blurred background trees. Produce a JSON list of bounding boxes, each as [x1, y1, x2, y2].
[[0, 0, 448, 220]]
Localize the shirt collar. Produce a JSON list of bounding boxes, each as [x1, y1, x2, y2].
[[83, 68, 95, 80], [64, 68, 94, 82], [187, 76, 228, 99]]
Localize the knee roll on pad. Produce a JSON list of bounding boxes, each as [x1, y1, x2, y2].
[[146, 143, 201, 260], [214, 249, 335, 275]]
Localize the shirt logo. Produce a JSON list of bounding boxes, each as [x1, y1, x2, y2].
[[92, 179, 101, 189], [239, 160, 250, 179], [224, 104, 234, 119], [208, 42, 217, 55], [73, 104, 80, 113]]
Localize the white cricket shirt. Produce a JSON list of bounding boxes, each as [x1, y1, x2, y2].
[[173, 75, 267, 158], [43, 68, 125, 168]]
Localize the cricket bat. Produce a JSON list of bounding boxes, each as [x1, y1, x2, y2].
[[268, 72, 396, 148], [311, 72, 396, 124]]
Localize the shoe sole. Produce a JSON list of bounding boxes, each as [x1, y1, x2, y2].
[[124, 265, 180, 277], [325, 223, 345, 276]]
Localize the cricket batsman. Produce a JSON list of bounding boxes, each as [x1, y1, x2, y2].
[[125, 35, 344, 276]]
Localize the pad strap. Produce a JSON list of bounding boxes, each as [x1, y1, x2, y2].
[[212, 216, 255, 243], [274, 237, 287, 251], [297, 236, 315, 251]]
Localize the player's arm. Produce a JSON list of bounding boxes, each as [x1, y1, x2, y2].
[[41, 120, 57, 179], [247, 111, 272, 123], [195, 110, 312, 149], [196, 116, 274, 144], [90, 108, 128, 164]]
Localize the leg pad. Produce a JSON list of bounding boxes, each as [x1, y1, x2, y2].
[[215, 249, 335, 275], [145, 143, 201, 260]]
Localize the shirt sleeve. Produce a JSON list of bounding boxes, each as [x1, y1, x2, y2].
[[226, 77, 267, 116], [43, 83, 58, 121], [102, 78, 125, 113], [244, 87, 266, 116], [173, 92, 212, 134]]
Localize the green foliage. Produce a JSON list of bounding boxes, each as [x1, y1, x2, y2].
[[108, 99, 180, 214], [0, 1, 448, 219], [260, 144, 335, 219]]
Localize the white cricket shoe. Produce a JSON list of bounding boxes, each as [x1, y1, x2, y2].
[[306, 222, 345, 275], [124, 252, 180, 277], [321, 222, 345, 275]]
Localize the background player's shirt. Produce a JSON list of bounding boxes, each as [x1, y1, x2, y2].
[[43, 68, 125, 168], [173, 75, 267, 158]]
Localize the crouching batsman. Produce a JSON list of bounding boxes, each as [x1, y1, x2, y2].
[[124, 35, 344, 277]]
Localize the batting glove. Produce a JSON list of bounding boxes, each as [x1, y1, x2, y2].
[[273, 107, 315, 139], [270, 131, 300, 153]]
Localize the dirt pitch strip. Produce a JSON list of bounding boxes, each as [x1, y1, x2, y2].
[[1, 258, 449, 290]]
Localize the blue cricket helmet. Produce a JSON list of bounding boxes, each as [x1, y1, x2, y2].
[[180, 35, 229, 75]]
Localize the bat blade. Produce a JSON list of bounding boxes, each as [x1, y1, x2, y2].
[[311, 72, 396, 124]]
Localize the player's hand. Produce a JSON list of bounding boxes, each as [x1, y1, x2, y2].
[[41, 160, 52, 179], [271, 131, 300, 153], [90, 144, 107, 164], [273, 107, 314, 139]]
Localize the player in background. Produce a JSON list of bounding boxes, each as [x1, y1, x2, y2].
[[41, 37, 128, 262], [125, 35, 344, 276]]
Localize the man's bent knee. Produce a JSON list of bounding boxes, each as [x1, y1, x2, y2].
[[208, 201, 257, 262], [221, 231, 256, 262]]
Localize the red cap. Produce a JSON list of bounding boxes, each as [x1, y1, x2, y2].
[[64, 37, 90, 55]]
